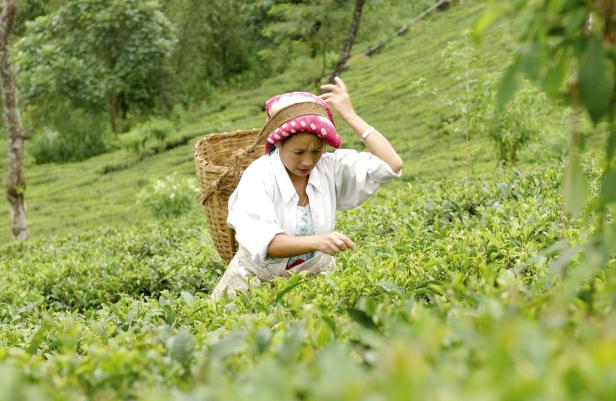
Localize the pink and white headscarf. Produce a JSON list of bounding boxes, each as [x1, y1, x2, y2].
[[264, 92, 342, 153]]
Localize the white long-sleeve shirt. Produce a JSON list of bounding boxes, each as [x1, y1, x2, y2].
[[211, 147, 401, 299], [227, 148, 401, 266]]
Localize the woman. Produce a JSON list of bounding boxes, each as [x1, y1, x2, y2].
[[212, 77, 403, 300]]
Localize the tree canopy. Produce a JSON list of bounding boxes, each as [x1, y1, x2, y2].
[[15, 0, 177, 131]]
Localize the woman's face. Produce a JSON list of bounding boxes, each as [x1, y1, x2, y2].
[[278, 132, 325, 180]]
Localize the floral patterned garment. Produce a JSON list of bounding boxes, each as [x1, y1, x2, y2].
[[286, 204, 316, 270]]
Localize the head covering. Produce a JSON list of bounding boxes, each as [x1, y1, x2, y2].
[[263, 92, 342, 153]]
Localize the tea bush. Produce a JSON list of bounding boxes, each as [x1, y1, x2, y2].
[[136, 174, 199, 219], [120, 118, 175, 159], [1, 166, 613, 401]]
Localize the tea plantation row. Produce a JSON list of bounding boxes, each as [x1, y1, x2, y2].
[[1, 165, 614, 400]]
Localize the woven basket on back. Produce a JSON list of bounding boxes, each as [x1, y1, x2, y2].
[[194, 128, 266, 263], [194, 101, 331, 263]]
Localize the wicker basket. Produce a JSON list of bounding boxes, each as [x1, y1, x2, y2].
[[194, 128, 267, 263]]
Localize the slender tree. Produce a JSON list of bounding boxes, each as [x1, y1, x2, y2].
[[0, 0, 29, 240], [327, 0, 365, 83]]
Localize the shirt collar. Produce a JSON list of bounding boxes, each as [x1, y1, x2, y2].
[[273, 149, 322, 205]]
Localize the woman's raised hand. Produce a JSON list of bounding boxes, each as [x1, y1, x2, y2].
[[314, 231, 355, 256], [319, 77, 357, 122]]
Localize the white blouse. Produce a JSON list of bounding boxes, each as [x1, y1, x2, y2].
[[227, 148, 401, 268]]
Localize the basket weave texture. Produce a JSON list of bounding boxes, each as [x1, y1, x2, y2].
[[194, 129, 265, 263]]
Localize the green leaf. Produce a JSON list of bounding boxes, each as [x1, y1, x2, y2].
[[209, 331, 247, 360], [162, 304, 176, 325], [545, 49, 571, 99], [578, 36, 614, 124], [547, 0, 566, 13], [348, 308, 378, 331], [563, 151, 589, 217], [275, 275, 304, 303], [254, 328, 272, 354], [603, 218, 616, 255], [167, 330, 195, 368], [379, 280, 404, 296], [472, 7, 501, 42], [601, 169, 616, 203], [180, 291, 194, 307], [321, 315, 337, 333], [25, 323, 49, 355], [496, 59, 520, 110], [520, 42, 543, 81]]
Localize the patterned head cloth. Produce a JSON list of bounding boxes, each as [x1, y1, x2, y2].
[[262, 92, 342, 153]]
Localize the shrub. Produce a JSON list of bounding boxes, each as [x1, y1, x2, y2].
[[136, 174, 198, 219], [120, 118, 175, 158], [485, 94, 540, 165], [29, 110, 108, 164]]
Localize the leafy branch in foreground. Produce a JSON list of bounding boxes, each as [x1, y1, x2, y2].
[[474, 0, 616, 274]]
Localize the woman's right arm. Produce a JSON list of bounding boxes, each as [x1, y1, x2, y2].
[[267, 232, 355, 258]]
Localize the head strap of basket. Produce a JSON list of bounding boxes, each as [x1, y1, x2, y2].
[[263, 91, 342, 153]]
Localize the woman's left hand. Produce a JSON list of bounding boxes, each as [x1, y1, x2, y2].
[[319, 77, 357, 122]]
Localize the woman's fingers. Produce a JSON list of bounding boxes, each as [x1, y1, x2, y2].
[[332, 232, 355, 251], [342, 236, 355, 249], [316, 232, 355, 256], [334, 76, 348, 91], [320, 83, 339, 92], [327, 242, 342, 255]]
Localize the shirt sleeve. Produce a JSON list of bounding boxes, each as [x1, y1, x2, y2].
[[333, 149, 402, 210], [227, 165, 286, 264]]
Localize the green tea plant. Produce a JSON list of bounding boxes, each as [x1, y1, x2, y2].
[[120, 118, 174, 159], [136, 174, 198, 219], [431, 31, 541, 164], [479, 87, 543, 165]]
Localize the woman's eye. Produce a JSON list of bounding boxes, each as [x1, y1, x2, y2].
[[294, 151, 304, 155]]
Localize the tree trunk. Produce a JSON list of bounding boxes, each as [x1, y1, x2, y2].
[[327, 0, 365, 83], [0, 0, 29, 240], [106, 91, 118, 133]]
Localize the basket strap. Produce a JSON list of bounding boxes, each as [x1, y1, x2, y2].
[[199, 149, 246, 204], [243, 102, 330, 155]]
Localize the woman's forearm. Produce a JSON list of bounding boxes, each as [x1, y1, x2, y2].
[[268, 232, 355, 258], [267, 234, 317, 258], [344, 114, 404, 173]]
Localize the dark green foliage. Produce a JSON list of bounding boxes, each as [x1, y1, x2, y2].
[[28, 109, 108, 164], [15, 0, 177, 130], [161, 0, 260, 102], [0, 218, 222, 314], [259, 0, 350, 81]]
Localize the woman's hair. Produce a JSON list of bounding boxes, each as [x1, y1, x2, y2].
[[267, 132, 326, 155]]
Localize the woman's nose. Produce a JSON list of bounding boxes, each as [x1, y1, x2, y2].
[[300, 155, 315, 166]]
